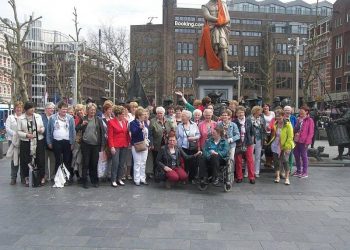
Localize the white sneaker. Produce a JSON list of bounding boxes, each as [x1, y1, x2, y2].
[[111, 182, 118, 187], [285, 179, 290, 185], [255, 173, 260, 178], [244, 173, 248, 178], [118, 180, 125, 186]]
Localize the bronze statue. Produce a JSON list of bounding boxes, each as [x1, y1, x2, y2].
[[199, 0, 232, 72]]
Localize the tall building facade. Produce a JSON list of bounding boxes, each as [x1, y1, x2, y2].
[[330, 0, 350, 102], [0, 22, 13, 103], [24, 20, 113, 107], [130, 0, 333, 104]]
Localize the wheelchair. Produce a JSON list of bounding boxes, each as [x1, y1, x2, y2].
[[196, 154, 234, 192]]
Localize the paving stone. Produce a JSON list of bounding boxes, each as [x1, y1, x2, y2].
[[260, 241, 299, 250]]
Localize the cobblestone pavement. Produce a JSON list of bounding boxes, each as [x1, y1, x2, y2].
[[0, 156, 350, 250]]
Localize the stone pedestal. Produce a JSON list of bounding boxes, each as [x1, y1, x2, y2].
[[195, 71, 238, 100]]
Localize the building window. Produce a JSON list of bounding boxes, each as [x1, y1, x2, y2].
[[241, 19, 262, 25], [335, 35, 343, 49], [244, 45, 260, 57], [276, 60, 292, 72], [176, 76, 193, 88], [241, 31, 261, 37], [177, 43, 182, 54], [228, 44, 238, 56], [175, 28, 196, 34], [347, 76, 350, 91], [244, 61, 259, 73], [335, 54, 343, 69], [276, 43, 289, 55], [335, 77, 342, 92], [347, 51, 350, 65], [177, 42, 194, 54], [175, 16, 196, 22], [231, 18, 240, 24], [230, 31, 240, 36], [176, 59, 193, 71], [276, 77, 292, 89]]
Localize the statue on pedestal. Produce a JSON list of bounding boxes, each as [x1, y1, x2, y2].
[[199, 0, 232, 72]]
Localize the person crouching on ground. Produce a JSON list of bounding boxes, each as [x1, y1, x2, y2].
[[156, 131, 200, 188], [198, 127, 229, 186], [269, 109, 294, 185]]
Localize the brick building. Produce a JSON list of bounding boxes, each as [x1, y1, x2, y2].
[[130, 0, 333, 105], [330, 0, 350, 102]]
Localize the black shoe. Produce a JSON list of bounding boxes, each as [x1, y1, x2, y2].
[[212, 178, 220, 187], [236, 179, 242, 183], [250, 179, 255, 184], [93, 183, 99, 188], [141, 181, 148, 185], [82, 183, 88, 189], [333, 156, 343, 160], [10, 179, 16, 185]]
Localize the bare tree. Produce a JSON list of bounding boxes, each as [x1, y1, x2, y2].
[[258, 26, 277, 103], [0, 0, 42, 102], [45, 46, 72, 100]]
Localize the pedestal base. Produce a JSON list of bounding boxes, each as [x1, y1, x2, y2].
[[195, 71, 238, 100]]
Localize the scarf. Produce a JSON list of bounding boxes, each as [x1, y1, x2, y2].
[[238, 117, 246, 142]]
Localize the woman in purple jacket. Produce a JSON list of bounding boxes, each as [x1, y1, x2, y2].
[[293, 106, 314, 178]]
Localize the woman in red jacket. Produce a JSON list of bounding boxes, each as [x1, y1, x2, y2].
[[108, 105, 130, 187]]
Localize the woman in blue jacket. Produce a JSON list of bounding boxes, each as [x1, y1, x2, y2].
[[129, 107, 150, 186]]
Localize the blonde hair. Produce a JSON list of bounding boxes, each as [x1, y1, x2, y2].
[[236, 105, 246, 113], [129, 101, 139, 109], [113, 105, 125, 116], [75, 104, 85, 112], [229, 100, 239, 106], [86, 102, 97, 111], [103, 100, 114, 112], [135, 107, 145, 119], [251, 106, 262, 115]]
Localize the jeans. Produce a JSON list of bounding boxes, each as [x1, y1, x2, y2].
[[111, 147, 127, 182], [81, 142, 100, 184], [254, 140, 262, 175], [293, 142, 309, 174], [198, 154, 225, 179], [166, 167, 188, 182], [182, 147, 198, 181], [235, 144, 255, 180], [52, 139, 72, 176], [9, 141, 20, 181], [132, 146, 148, 184]]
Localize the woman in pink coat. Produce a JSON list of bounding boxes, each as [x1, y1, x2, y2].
[[293, 105, 314, 178]]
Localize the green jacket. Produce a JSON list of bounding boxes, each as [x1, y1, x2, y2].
[[149, 118, 175, 151], [203, 137, 229, 160], [269, 120, 295, 151]]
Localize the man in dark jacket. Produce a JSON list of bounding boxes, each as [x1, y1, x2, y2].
[[333, 109, 350, 160]]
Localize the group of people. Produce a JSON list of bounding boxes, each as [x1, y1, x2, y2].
[[5, 93, 315, 189]]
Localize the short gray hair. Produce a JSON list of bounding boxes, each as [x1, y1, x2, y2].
[[45, 102, 55, 109], [182, 110, 192, 120], [156, 106, 165, 114], [193, 109, 202, 117]]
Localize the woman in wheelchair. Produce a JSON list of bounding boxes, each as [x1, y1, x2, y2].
[[156, 131, 200, 188], [198, 127, 229, 186]]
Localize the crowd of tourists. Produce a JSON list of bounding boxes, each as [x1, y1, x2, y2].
[[5, 93, 315, 189]]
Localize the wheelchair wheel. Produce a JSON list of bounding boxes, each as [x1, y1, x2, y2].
[[198, 182, 209, 191]]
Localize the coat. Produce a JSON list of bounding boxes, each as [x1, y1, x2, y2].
[[46, 113, 76, 146], [17, 113, 45, 141], [216, 121, 240, 148], [107, 118, 130, 148], [233, 117, 255, 146], [295, 116, 314, 145], [149, 118, 175, 151], [76, 116, 105, 148], [269, 119, 295, 151], [203, 137, 229, 160]]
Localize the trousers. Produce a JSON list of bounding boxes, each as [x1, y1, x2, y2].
[[166, 167, 188, 182], [111, 147, 127, 182], [81, 142, 100, 184], [293, 142, 309, 174], [132, 146, 148, 184], [235, 144, 255, 180]]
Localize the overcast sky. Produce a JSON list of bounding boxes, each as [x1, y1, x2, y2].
[[0, 0, 336, 38]]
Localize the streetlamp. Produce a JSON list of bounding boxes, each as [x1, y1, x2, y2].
[[232, 66, 245, 100], [288, 37, 307, 112], [73, 41, 78, 105]]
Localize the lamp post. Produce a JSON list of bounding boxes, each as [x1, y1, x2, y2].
[[233, 66, 245, 100], [288, 37, 306, 112]]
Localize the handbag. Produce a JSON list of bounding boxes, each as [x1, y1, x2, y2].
[[235, 143, 247, 154], [134, 140, 147, 152], [28, 159, 40, 187], [183, 124, 197, 151]]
